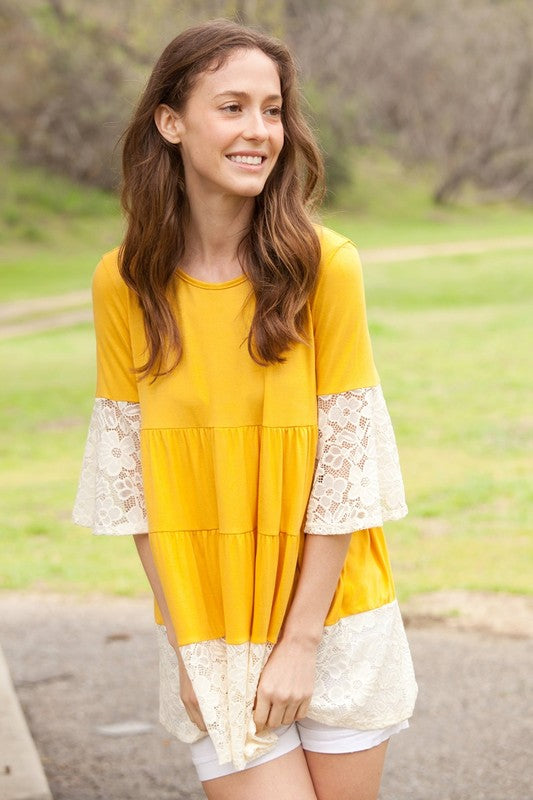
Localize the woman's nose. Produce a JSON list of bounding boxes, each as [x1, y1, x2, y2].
[[243, 110, 268, 141]]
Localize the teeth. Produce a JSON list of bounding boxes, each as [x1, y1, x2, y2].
[[228, 155, 263, 165]]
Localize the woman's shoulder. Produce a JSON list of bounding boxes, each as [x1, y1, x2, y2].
[[92, 246, 126, 297], [93, 246, 121, 280], [311, 224, 363, 299], [313, 223, 358, 260]]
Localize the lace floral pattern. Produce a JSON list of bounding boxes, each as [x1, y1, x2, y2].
[[304, 386, 408, 534], [158, 631, 277, 769], [72, 398, 148, 535], [157, 600, 417, 770]]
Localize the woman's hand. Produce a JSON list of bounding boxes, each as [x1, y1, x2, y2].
[[167, 630, 207, 732], [176, 650, 207, 732], [253, 635, 318, 732]]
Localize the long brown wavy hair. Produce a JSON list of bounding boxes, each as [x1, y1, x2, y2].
[[120, 18, 325, 378]]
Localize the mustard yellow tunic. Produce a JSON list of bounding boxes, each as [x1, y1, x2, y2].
[[75, 224, 417, 769]]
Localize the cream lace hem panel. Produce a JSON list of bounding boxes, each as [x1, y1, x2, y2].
[[157, 599, 418, 771], [72, 398, 148, 535], [304, 386, 407, 534]]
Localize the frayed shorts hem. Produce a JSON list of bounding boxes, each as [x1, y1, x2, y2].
[[190, 718, 409, 782]]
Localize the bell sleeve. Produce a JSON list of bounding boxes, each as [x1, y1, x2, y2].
[[72, 253, 148, 535], [304, 237, 407, 535]]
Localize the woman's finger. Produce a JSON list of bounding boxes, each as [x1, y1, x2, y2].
[[279, 702, 302, 726], [264, 703, 288, 730], [184, 700, 207, 731], [294, 700, 311, 721], [253, 693, 272, 732], [191, 711, 207, 732], [266, 696, 307, 729], [179, 663, 208, 732]]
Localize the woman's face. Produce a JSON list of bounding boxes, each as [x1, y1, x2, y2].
[[157, 48, 285, 203]]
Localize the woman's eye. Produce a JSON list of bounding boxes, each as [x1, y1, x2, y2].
[[265, 107, 282, 117], [222, 104, 241, 113]]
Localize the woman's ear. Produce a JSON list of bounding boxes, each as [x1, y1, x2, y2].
[[154, 104, 183, 144]]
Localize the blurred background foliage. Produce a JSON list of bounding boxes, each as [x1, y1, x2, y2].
[[1, 0, 532, 599], [2, 0, 533, 201]]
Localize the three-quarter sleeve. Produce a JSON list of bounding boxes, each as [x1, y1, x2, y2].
[[305, 237, 407, 535], [72, 252, 148, 535]]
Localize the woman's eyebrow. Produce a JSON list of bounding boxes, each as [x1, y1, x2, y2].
[[213, 90, 283, 102]]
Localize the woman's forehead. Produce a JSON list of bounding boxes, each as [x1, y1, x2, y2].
[[196, 49, 281, 97]]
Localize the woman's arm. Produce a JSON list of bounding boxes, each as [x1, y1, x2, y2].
[[253, 532, 352, 732], [280, 532, 352, 644], [133, 534, 207, 731], [133, 534, 177, 643]]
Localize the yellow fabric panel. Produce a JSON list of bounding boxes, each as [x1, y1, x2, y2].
[[311, 230, 380, 396], [151, 526, 395, 644], [323, 528, 396, 626], [135, 275, 318, 429], [92, 250, 139, 402], [140, 425, 318, 535], [149, 529, 302, 646]]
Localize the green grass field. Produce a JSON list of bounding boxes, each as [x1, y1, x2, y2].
[[2, 153, 533, 300], [1, 159, 532, 599]]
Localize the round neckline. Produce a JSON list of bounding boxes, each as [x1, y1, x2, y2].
[[176, 268, 248, 290]]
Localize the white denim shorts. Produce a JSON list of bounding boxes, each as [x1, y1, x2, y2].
[[189, 718, 409, 782]]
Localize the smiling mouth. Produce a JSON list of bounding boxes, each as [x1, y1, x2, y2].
[[226, 155, 266, 165]]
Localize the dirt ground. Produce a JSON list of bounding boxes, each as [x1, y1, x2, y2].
[[0, 590, 532, 800]]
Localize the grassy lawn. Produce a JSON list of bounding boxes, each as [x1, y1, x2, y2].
[[2, 154, 533, 301], [367, 250, 532, 597], [0, 163, 124, 300], [1, 160, 532, 599]]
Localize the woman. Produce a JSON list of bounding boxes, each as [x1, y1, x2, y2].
[[73, 18, 417, 800]]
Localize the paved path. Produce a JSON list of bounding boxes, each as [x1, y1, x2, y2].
[[0, 591, 531, 800], [2, 236, 533, 340], [0, 644, 52, 800]]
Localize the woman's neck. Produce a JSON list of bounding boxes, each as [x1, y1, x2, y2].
[[182, 193, 254, 281]]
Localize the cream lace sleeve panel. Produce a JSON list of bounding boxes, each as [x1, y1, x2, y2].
[[72, 255, 147, 535], [306, 236, 407, 535], [304, 386, 407, 535], [72, 398, 148, 534]]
